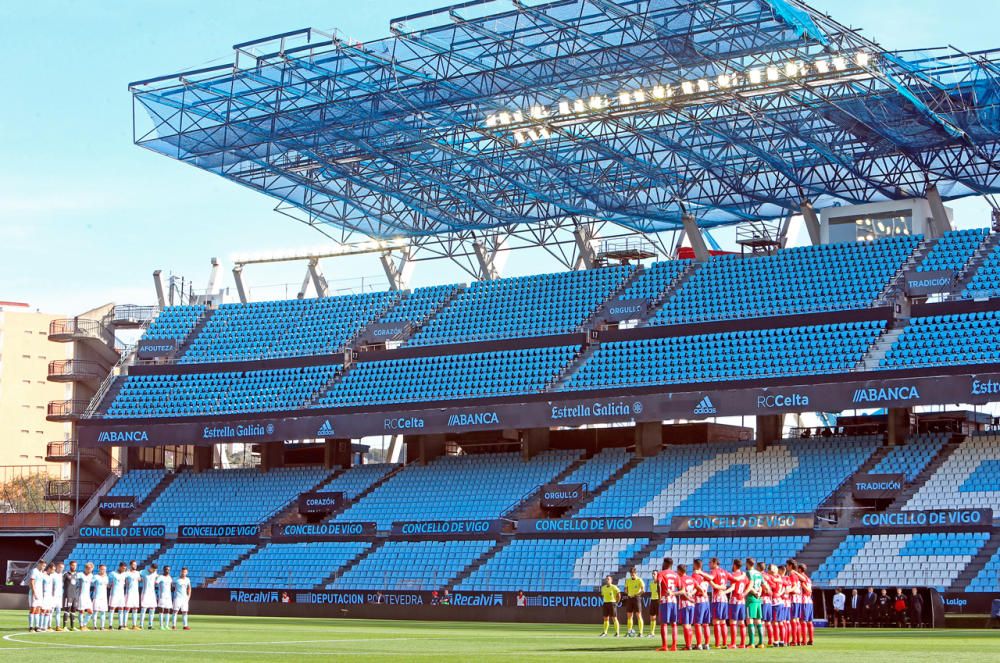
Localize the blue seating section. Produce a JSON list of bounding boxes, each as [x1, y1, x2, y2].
[[180, 292, 398, 364], [318, 346, 577, 407], [215, 541, 370, 589], [135, 467, 332, 534], [107, 469, 166, 502], [880, 312, 1000, 369], [564, 322, 883, 390], [378, 284, 461, 327], [141, 305, 205, 343], [649, 236, 919, 325], [456, 538, 648, 592], [154, 543, 256, 587], [576, 437, 878, 525], [963, 241, 1000, 298], [317, 464, 397, 500], [871, 434, 948, 482], [408, 266, 634, 346], [618, 260, 691, 302], [104, 365, 340, 418], [329, 540, 495, 591], [918, 228, 988, 275], [905, 434, 1000, 513], [62, 542, 162, 568], [813, 532, 990, 591], [967, 542, 1000, 592], [336, 451, 581, 530], [635, 536, 809, 582], [559, 448, 632, 491]]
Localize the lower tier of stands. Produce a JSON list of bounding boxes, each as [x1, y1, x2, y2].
[[329, 540, 497, 592]]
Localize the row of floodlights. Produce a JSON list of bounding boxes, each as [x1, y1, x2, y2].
[[484, 51, 874, 143]]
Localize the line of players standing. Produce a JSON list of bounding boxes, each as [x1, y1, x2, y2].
[[600, 557, 814, 651], [26, 559, 192, 632]]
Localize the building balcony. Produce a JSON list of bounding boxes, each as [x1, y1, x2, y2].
[[46, 399, 91, 422]]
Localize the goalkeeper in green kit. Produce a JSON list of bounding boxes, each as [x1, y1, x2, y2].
[[745, 558, 765, 648]]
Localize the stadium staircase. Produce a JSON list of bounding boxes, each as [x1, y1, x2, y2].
[[581, 266, 647, 331], [885, 434, 965, 512], [501, 455, 595, 522], [615, 537, 666, 579], [173, 308, 215, 358], [795, 530, 849, 578], [814, 443, 891, 525], [322, 464, 406, 522], [947, 530, 1000, 592], [204, 542, 266, 588], [261, 468, 342, 530], [638, 261, 701, 326], [546, 343, 598, 392], [306, 369, 350, 408], [346, 294, 412, 351], [394, 285, 466, 346], [562, 456, 642, 518], [874, 238, 928, 305], [854, 322, 908, 372], [951, 231, 1000, 299], [89, 373, 129, 415], [314, 540, 386, 590], [140, 540, 174, 570], [118, 470, 179, 527], [443, 540, 510, 593]]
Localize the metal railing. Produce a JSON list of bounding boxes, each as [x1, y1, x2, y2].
[[46, 400, 91, 419], [109, 304, 158, 325], [48, 318, 107, 340], [47, 359, 105, 381], [45, 440, 111, 464], [45, 480, 99, 501]]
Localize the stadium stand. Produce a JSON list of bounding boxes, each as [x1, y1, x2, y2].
[[879, 312, 1000, 369], [104, 365, 340, 418], [214, 541, 371, 589], [316, 464, 397, 500], [154, 543, 257, 587], [647, 236, 919, 325], [376, 284, 461, 329], [813, 532, 990, 591], [135, 467, 332, 534], [62, 542, 163, 568], [870, 434, 949, 482], [334, 451, 581, 529], [564, 322, 884, 390], [407, 266, 634, 346], [617, 259, 691, 302], [317, 346, 577, 407], [575, 438, 878, 524], [178, 291, 398, 364], [966, 546, 1000, 592], [962, 241, 1000, 298], [329, 540, 496, 591], [455, 538, 648, 592], [903, 434, 1000, 512], [917, 228, 989, 275], [105, 468, 167, 502], [140, 305, 205, 343], [634, 536, 810, 579], [557, 448, 633, 491]]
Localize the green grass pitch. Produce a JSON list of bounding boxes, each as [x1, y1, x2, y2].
[[0, 611, 995, 662]]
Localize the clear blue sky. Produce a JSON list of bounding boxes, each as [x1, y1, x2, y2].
[[2, 0, 998, 313]]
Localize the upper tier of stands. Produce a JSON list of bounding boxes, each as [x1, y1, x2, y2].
[[105, 468, 166, 502], [962, 240, 1000, 298], [142, 305, 204, 342], [334, 451, 581, 530], [617, 259, 691, 302], [575, 437, 878, 525], [564, 322, 884, 390], [318, 346, 576, 407], [329, 540, 496, 591], [813, 532, 990, 591], [105, 365, 339, 418], [407, 266, 634, 346], [880, 312, 1000, 370], [179, 292, 398, 364], [870, 434, 949, 482], [903, 434, 1000, 513], [647, 236, 919, 325], [917, 228, 988, 275], [316, 464, 396, 500], [375, 284, 460, 329], [135, 467, 331, 534]]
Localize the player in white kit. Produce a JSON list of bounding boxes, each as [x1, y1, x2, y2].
[[172, 567, 192, 630], [93, 564, 111, 630], [51, 562, 65, 631], [40, 563, 56, 631], [27, 560, 45, 632], [140, 563, 160, 629], [110, 562, 128, 629], [79, 563, 96, 630], [156, 566, 174, 630], [126, 560, 142, 629]]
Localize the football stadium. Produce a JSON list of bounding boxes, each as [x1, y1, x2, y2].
[[3, 0, 1000, 659]]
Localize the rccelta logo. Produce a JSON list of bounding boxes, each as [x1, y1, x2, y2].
[[384, 416, 424, 431], [693, 396, 717, 415], [97, 430, 149, 443], [447, 411, 500, 427], [851, 386, 920, 404], [971, 379, 1000, 396], [756, 393, 810, 409]]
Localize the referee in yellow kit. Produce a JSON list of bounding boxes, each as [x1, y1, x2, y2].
[[624, 566, 646, 637], [599, 576, 621, 638]]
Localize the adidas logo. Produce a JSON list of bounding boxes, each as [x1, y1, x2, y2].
[[316, 420, 335, 437], [693, 396, 717, 415]]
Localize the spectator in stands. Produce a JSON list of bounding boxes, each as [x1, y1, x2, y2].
[[848, 589, 861, 627], [831, 588, 846, 628], [909, 588, 924, 628], [516, 590, 526, 608], [877, 589, 892, 626], [863, 587, 878, 626], [893, 588, 907, 627]]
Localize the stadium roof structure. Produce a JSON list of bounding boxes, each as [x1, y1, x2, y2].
[[131, 0, 1000, 245]]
